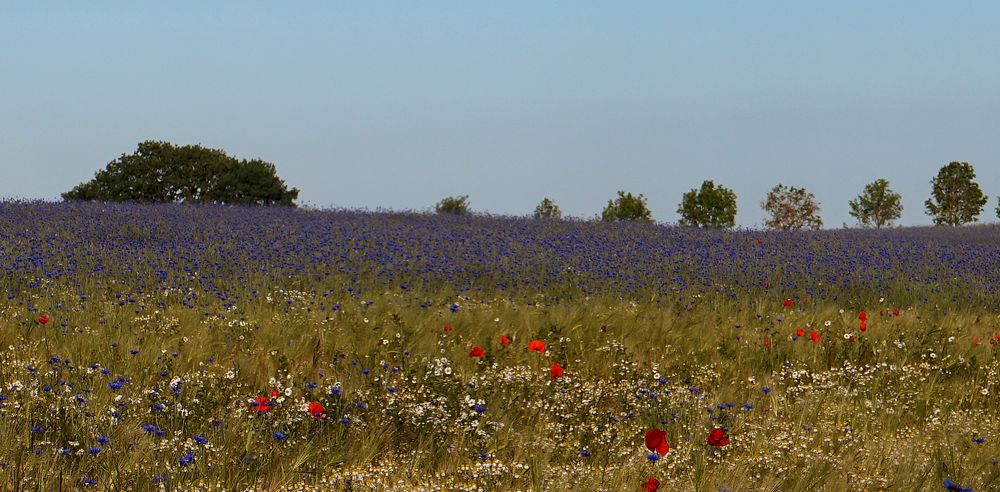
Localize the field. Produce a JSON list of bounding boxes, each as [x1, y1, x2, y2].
[[1, 201, 998, 491]]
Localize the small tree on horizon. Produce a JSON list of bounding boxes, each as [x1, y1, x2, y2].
[[601, 191, 653, 223], [533, 197, 562, 219], [924, 162, 987, 226], [996, 196, 1000, 220], [677, 180, 737, 228], [761, 184, 823, 230], [848, 178, 903, 228], [435, 195, 471, 215]]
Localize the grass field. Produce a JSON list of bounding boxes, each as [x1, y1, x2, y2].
[[0, 202, 997, 491]]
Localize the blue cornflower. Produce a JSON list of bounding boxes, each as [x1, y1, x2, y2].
[[178, 452, 195, 467], [943, 478, 973, 492], [82, 477, 96, 487], [762, 387, 772, 394], [88, 447, 100, 456], [331, 386, 342, 396], [60, 448, 71, 455], [151, 403, 165, 412], [580, 449, 591, 458], [129, 349, 139, 355], [450, 303, 460, 313], [473, 404, 487, 413], [42, 385, 51, 392], [31, 426, 43, 434], [193, 434, 208, 446], [108, 381, 122, 391], [272, 432, 287, 441], [972, 437, 985, 444], [142, 424, 159, 434], [339, 417, 350, 424], [647, 453, 661, 462], [743, 404, 754, 410], [97, 436, 110, 445]]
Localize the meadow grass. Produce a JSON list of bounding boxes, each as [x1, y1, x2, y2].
[[0, 202, 998, 491], [1, 289, 998, 491]]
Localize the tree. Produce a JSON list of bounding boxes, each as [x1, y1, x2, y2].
[[62, 141, 299, 206], [848, 178, 903, 228], [996, 197, 1000, 220], [435, 195, 471, 215], [533, 197, 562, 219], [677, 180, 737, 228], [761, 184, 822, 230], [924, 162, 987, 226], [601, 191, 652, 222]]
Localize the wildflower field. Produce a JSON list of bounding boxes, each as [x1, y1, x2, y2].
[[1, 201, 998, 491]]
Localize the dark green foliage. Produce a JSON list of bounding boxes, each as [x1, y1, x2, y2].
[[601, 191, 652, 222], [677, 180, 737, 228], [533, 197, 562, 219], [435, 195, 471, 215], [848, 178, 903, 228], [761, 184, 823, 230], [996, 197, 1000, 220], [62, 141, 299, 206], [924, 162, 987, 226]]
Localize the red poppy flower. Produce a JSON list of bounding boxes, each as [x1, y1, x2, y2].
[[37, 315, 49, 325], [500, 335, 511, 346], [643, 476, 660, 492], [443, 324, 452, 333], [706, 428, 729, 447], [644, 428, 669, 455], [990, 335, 1000, 346], [972, 336, 981, 346], [783, 299, 793, 308], [858, 311, 867, 321], [809, 330, 821, 343], [271, 390, 280, 398], [550, 363, 564, 379], [307, 401, 325, 418], [795, 328, 805, 337], [763, 338, 772, 347], [528, 339, 546, 353], [469, 346, 485, 358], [892, 308, 900, 316], [253, 396, 272, 413], [859, 320, 867, 332]]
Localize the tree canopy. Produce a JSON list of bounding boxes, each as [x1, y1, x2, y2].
[[62, 141, 299, 206], [533, 197, 562, 219], [848, 178, 903, 228], [677, 180, 737, 228], [761, 184, 823, 230], [924, 162, 987, 226], [435, 195, 471, 215], [601, 191, 652, 223]]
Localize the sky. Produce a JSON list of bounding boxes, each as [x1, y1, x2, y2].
[[2, 1, 999, 228]]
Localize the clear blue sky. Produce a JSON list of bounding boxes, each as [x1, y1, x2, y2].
[[2, 1, 998, 227]]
